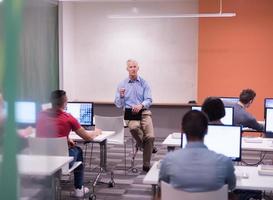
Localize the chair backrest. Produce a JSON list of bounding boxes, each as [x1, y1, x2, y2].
[[94, 115, 124, 145], [161, 181, 228, 200], [28, 137, 70, 172]]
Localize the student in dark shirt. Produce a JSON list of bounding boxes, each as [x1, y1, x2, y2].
[[202, 97, 225, 125], [233, 89, 263, 131]]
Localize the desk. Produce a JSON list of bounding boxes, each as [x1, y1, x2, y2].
[[70, 131, 115, 197], [162, 133, 181, 151], [18, 154, 73, 176], [69, 131, 115, 170], [235, 166, 273, 191], [242, 137, 273, 152], [143, 161, 273, 194], [1, 155, 73, 200]]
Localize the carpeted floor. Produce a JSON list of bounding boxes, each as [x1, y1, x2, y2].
[[20, 137, 167, 200]]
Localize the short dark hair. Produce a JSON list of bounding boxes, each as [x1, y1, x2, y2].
[[239, 89, 256, 104], [201, 97, 225, 122], [50, 90, 66, 107], [182, 110, 208, 139]]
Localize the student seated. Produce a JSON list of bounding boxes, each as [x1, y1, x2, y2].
[[201, 97, 225, 125], [233, 89, 264, 131], [159, 110, 236, 192], [36, 90, 101, 197]]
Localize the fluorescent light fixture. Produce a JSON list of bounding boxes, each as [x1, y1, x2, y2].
[[109, 13, 236, 19], [108, 0, 235, 19]]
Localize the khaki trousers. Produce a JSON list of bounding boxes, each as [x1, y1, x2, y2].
[[128, 110, 155, 167]]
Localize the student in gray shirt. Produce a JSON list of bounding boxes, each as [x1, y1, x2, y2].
[[234, 89, 264, 131], [159, 110, 236, 192]]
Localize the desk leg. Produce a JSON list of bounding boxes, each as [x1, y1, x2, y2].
[[52, 170, 61, 200], [99, 139, 107, 171], [167, 146, 175, 152], [152, 184, 157, 197]]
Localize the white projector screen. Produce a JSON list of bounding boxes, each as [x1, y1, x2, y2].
[[60, 1, 198, 104]]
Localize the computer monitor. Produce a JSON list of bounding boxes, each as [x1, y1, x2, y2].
[[219, 97, 239, 106], [65, 102, 94, 127], [265, 98, 273, 108], [192, 106, 234, 125], [265, 108, 273, 137], [264, 98, 273, 119], [15, 101, 37, 124], [181, 125, 242, 161]]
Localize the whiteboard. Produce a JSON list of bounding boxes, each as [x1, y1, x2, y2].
[[60, 1, 198, 104]]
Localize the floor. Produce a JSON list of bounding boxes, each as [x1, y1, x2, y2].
[[20, 137, 167, 200]]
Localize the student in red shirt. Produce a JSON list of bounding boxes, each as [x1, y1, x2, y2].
[[36, 90, 101, 197]]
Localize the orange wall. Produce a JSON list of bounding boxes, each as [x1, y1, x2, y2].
[[198, 0, 273, 120]]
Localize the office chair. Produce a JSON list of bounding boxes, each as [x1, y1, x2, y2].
[[85, 115, 126, 200], [161, 181, 228, 200], [27, 137, 82, 199], [93, 115, 139, 173]]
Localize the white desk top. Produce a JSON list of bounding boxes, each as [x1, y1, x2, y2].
[[0, 155, 73, 176], [235, 165, 273, 191], [69, 131, 115, 142], [162, 133, 181, 147], [242, 137, 273, 152], [143, 161, 160, 185], [143, 161, 273, 191]]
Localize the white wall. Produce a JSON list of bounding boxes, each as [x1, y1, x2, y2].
[[59, 2, 75, 91], [60, 1, 198, 104]]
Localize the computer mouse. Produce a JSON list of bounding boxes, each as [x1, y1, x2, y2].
[[242, 172, 249, 179]]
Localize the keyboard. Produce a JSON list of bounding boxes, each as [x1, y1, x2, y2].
[[243, 138, 263, 143], [260, 164, 273, 171]]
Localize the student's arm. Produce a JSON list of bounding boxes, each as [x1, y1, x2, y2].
[[75, 127, 101, 141], [226, 160, 236, 190], [159, 158, 170, 184], [244, 114, 264, 131]]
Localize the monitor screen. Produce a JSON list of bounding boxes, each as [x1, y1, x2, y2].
[[265, 98, 273, 108], [265, 108, 273, 134], [181, 125, 242, 161], [65, 102, 94, 126], [192, 106, 234, 125], [219, 97, 239, 106], [15, 101, 36, 124]]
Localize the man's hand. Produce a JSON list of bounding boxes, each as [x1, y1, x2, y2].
[[132, 104, 143, 113], [68, 138, 76, 148], [119, 88, 125, 98], [93, 128, 102, 138]]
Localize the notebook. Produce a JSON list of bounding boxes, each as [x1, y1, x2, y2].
[[124, 108, 143, 120]]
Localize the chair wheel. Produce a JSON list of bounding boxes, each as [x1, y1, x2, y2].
[[132, 168, 138, 173], [108, 180, 115, 188], [89, 194, 96, 200]]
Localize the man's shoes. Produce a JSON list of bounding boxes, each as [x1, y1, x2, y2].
[[152, 146, 158, 154], [72, 186, 89, 198], [143, 165, 150, 172]]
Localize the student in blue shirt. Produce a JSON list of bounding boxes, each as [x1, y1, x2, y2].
[[114, 59, 156, 172], [159, 110, 236, 192]]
